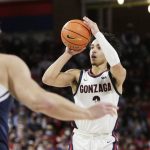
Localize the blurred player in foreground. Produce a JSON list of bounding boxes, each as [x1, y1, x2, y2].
[[0, 53, 117, 150], [43, 16, 126, 150]]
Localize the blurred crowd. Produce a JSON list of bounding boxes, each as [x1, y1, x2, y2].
[[0, 24, 150, 150], [118, 24, 150, 150]]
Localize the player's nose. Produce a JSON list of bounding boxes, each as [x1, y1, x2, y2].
[[91, 50, 96, 54]]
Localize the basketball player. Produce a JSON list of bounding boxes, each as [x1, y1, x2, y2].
[[42, 16, 126, 150], [0, 53, 117, 150]]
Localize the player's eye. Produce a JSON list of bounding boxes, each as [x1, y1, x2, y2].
[[96, 44, 101, 50], [97, 46, 101, 50], [90, 46, 94, 49]]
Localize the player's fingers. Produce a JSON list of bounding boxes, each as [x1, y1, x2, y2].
[[105, 110, 115, 117], [83, 20, 91, 29], [83, 16, 88, 21], [105, 107, 117, 116], [104, 103, 118, 110], [83, 16, 92, 23]]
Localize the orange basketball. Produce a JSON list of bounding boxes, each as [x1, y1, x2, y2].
[[61, 19, 91, 51]]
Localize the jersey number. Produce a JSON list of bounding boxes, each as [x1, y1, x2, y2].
[[92, 96, 100, 103]]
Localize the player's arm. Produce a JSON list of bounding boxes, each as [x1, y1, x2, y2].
[[42, 47, 83, 87], [7, 55, 117, 121], [83, 16, 126, 87]]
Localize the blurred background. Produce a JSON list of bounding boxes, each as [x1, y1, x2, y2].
[[0, 0, 149, 149]]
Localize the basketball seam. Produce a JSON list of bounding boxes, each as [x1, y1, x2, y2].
[[70, 21, 91, 36], [62, 33, 87, 46], [64, 28, 89, 41]]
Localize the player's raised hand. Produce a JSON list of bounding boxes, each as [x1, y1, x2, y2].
[[87, 102, 118, 120], [83, 16, 100, 36], [65, 47, 85, 56]]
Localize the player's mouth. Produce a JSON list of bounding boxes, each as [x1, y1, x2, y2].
[[91, 55, 96, 59]]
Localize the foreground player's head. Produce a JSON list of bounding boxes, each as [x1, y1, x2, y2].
[[89, 33, 121, 68]]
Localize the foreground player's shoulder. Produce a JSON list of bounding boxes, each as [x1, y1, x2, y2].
[[6, 54, 24, 63], [0, 54, 24, 65], [0, 54, 21, 69], [5, 54, 27, 68], [3, 54, 31, 76]]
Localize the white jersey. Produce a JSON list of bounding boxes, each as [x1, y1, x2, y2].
[[73, 69, 120, 134]]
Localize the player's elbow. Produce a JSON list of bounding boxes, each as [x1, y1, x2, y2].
[[42, 73, 48, 83], [120, 67, 126, 78], [42, 72, 55, 85], [42, 74, 52, 85]]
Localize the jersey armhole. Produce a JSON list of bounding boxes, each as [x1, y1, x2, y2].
[[73, 70, 83, 96], [108, 71, 122, 96]]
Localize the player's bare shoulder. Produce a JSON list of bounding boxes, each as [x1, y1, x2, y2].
[[5, 54, 24, 65], [0, 54, 23, 66], [0, 53, 11, 64], [0, 54, 12, 73], [0, 54, 30, 80]]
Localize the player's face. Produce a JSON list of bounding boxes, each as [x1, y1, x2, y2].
[[89, 39, 106, 66]]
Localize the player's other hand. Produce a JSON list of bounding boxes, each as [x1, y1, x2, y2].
[[87, 102, 118, 120], [83, 16, 100, 36], [65, 47, 85, 56]]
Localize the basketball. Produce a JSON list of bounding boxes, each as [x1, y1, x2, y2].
[[61, 19, 91, 51]]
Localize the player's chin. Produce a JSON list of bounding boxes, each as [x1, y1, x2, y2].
[[91, 62, 97, 65], [90, 59, 95, 64]]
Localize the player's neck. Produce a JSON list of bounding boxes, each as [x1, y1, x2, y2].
[[91, 64, 107, 76]]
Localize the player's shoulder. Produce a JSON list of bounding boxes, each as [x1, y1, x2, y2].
[[0, 54, 17, 67], [0, 54, 28, 73], [4, 54, 27, 68], [0, 54, 23, 63]]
